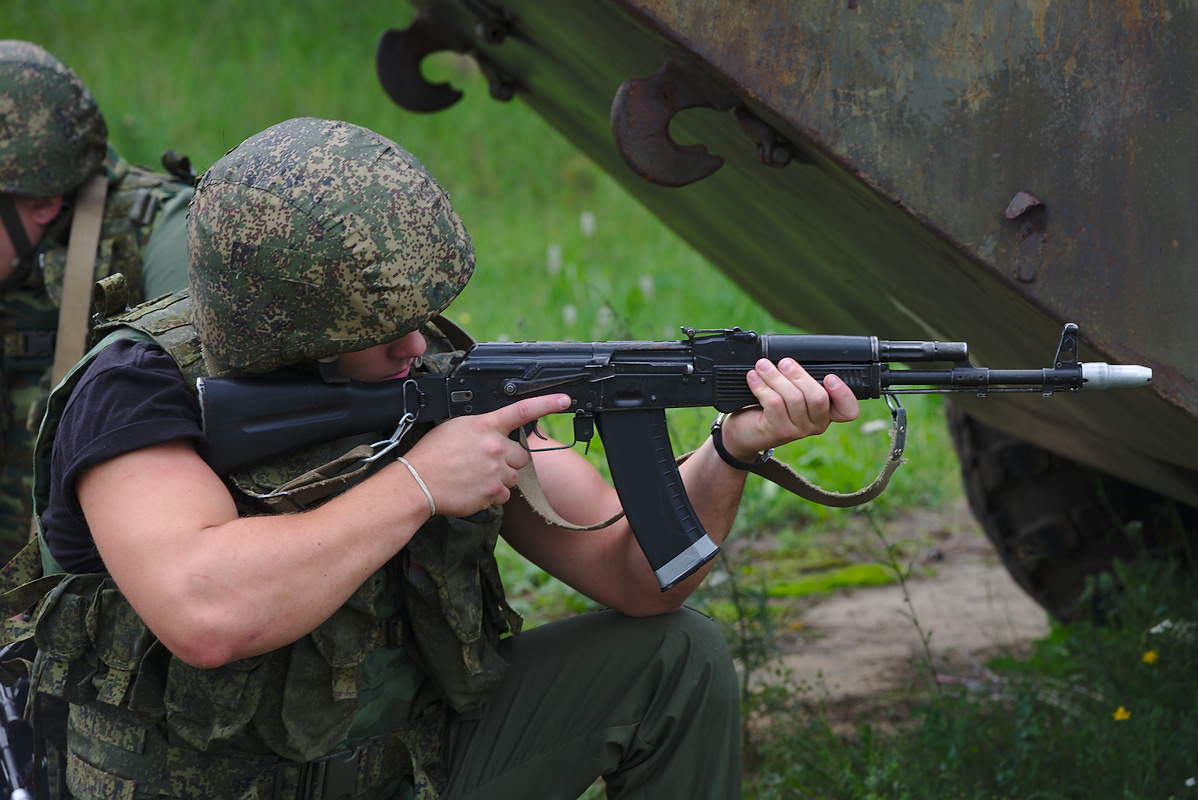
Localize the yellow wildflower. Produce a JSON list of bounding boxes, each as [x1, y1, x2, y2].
[[1113, 706, 1131, 721], [1143, 650, 1158, 664]]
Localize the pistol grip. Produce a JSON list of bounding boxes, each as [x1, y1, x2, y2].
[[595, 408, 719, 590]]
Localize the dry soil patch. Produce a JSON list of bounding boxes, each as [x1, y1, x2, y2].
[[762, 499, 1051, 701]]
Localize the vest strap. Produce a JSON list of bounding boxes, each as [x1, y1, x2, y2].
[[0, 194, 35, 283], [0, 539, 62, 643], [270, 716, 449, 800]]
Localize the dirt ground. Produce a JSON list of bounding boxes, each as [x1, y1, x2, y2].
[[762, 498, 1051, 702]]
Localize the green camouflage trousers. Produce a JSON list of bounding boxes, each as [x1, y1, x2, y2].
[[440, 606, 742, 799]]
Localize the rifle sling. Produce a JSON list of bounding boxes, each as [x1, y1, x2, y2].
[[245, 423, 904, 531], [51, 173, 109, 387], [745, 399, 908, 507], [749, 437, 903, 507], [514, 427, 625, 531]]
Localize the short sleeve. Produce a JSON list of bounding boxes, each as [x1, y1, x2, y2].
[[42, 338, 205, 573]]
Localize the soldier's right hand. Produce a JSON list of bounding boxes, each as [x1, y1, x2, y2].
[[398, 393, 572, 518]]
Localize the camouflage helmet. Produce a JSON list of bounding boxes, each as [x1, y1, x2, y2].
[[0, 41, 108, 197], [188, 117, 475, 374]]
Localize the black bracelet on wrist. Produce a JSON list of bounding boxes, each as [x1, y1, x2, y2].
[[710, 413, 774, 470]]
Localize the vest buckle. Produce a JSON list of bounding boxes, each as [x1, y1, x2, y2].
[[294, 745, 364, 800]]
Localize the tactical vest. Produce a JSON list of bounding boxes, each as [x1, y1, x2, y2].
[[21, 292, 520, 800], [0, 147, 193, 561]]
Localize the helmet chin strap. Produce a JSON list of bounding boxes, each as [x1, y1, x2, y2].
[[317, 357, 348, 384], [0, 194, 38, 288]]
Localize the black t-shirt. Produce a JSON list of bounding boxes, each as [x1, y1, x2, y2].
[[42, 339, 207, 573]]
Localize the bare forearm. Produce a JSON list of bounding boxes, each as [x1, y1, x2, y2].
[[87, 453, 432, 667], [172, 472, 429, 661]]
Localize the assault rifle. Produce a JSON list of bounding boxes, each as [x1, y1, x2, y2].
[[0, 682, 30, 800], [0, 640, 33, 800], [198, 323, 1151, 590]]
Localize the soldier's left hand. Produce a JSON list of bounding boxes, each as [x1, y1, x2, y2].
[[717, 358, 860, 462]]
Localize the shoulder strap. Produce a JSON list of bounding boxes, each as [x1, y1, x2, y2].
[[428, 314, 475, 352], [50, 172, 108, 387]]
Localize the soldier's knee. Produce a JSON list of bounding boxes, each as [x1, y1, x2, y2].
[[656, 607, 738, 695]]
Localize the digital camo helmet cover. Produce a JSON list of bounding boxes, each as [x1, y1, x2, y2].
[[0, 40, 108, 197], [188, 117, 475, 374]]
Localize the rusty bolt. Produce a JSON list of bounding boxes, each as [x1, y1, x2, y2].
[[1005, 191, 1043, 219]]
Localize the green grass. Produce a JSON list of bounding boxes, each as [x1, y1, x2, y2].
[[733, 513, 1198, 800], [766, 562, 894, 598]]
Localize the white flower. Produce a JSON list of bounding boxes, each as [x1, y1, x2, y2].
[[546, 243, 562, 276], [1150, 620, 1175, 635], [580, 210, 596, 237], [562, 304, 578, 327], [860, 419, 889, 435], [1186, 777, 1195, 787], [639, 274, 655, 299]]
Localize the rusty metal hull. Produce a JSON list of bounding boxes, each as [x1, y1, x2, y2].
[[394, 0, 1198, 506]]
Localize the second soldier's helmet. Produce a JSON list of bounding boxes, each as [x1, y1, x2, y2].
[[0, 40, 108, 198], [188, 117, 475, 375]]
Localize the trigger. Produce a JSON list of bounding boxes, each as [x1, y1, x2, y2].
[[573, 414, 595, 445]]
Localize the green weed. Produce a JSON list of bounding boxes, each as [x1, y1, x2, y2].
[[735, 511, 1198, 800]]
